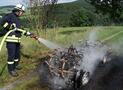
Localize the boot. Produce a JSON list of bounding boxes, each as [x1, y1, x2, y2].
[[14, 61, 22, 70], [15, 65, 22, 70], [9, 71, 19, 77]]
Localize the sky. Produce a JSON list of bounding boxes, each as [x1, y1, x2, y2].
[[0, 0, 77, 6]]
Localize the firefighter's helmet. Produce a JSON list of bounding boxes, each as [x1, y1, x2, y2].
[[14, 4, 25, 12]]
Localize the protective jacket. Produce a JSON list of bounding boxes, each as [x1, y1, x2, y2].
[[0, 12, 27, 43]]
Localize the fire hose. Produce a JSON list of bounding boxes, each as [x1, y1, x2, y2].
[[0, 28, 39, 52], [0, 29, 15, 77], [0, 29, 15, 52]]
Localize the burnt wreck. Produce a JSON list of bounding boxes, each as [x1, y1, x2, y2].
[[37, 41, 123, 90]]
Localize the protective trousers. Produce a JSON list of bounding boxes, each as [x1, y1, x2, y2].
[[6, 42, 20, 72]]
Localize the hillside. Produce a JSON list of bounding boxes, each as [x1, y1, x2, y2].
[[53, 0, 96, 26], [0, 0, 123, 27], [0, 6, 14, 16]]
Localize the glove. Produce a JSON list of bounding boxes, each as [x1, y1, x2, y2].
[[10, 23, 16, 30], [25, 31, 34, 38], [26, 32, 38, 40], [26, 31, 32, 36]]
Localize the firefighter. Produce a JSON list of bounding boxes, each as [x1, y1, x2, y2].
[[0, 4, 33, 77]]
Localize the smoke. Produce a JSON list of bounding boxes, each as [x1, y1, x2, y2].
[[78, 28, 108, 75], [50, 77, 67, 90], [88, 28, 99, 43], [110, 37, 123, 55], [78, 44, 107, 75], [38, 60, 69, 90]]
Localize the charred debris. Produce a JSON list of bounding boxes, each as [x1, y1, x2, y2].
[[37, 40, 122, 90]]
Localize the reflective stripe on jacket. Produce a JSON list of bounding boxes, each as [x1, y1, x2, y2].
[[5, 29, 27, 43], [5, 35, 21, 43]]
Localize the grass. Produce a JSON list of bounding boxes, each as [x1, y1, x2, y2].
[[97, 26, 123, 40], [0, 26, 123, 90]]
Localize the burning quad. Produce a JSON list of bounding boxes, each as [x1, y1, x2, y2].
[[38, 41, 112, 90]]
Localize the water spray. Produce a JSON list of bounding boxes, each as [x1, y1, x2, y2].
[[30, 34, 61, 49]]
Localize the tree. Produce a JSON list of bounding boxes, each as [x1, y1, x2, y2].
[[28, 0, 58, 31], [86, 0, 123, 23], [69, 9, 95, 26]]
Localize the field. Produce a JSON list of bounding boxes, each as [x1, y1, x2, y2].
[[0, 26, 123, 90]]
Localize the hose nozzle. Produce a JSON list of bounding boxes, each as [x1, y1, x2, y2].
[[30, 33, 39, 40]]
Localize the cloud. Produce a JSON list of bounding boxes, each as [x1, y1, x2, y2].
[[0, 0, 77, 6], [58, 0, 77, 3], [0, 0, 23, 6]]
